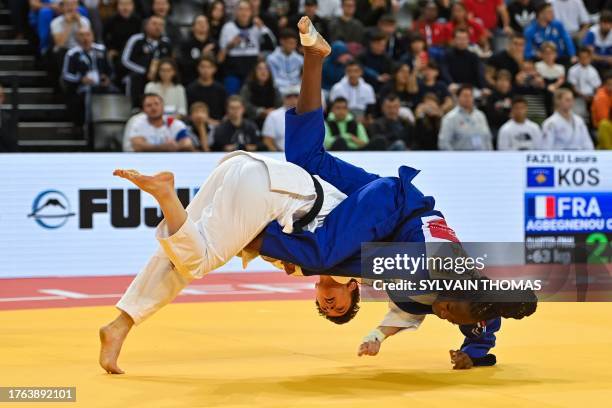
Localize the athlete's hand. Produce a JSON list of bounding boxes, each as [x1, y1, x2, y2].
[[358, 340, 381, 357], [449, 350, 473, 369]]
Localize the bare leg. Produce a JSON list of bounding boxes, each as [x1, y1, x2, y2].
[[113, 170, 186, 235], [296, 16, 330, 114], [99, 311, 134, 374], [99, 170, 185, 374]]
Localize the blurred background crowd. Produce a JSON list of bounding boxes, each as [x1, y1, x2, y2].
[[0, 0, 611, 152]]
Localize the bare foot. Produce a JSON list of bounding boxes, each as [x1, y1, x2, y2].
[[99, 312, 134, 374], [113, 169, 175, 199], [297, 16, 331, 57]]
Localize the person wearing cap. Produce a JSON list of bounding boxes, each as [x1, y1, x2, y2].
[[266, 28, 304, 90], [262, 85, 300, 151]]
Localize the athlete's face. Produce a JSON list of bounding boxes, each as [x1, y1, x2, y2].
[[315, 277, 357, 317], [432, 301, 479, 325]]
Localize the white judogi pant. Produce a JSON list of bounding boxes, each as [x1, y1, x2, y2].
[[117, 151, 347, 324]]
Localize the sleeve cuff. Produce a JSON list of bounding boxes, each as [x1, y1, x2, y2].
[[469, 354, 497, 367]]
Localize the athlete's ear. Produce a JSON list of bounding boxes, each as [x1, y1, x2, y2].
[[348, 280, 358, 291]]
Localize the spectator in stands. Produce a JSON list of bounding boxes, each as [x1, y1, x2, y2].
[[497, 96, 544, 150], [542, 88, 594, 149], [368, 94, 413, 150], [51, 0, 91, 66], [463, 0, 512, 35], [290, 0, 329, 39], [593, 75, 612, 149], [206, 0, 226, 42], [414, 61, 453, 112], [212, 96, 263, 151], [405, 35, 429, 76], [355, 0, 391, 27], [126, 93, 195, 152], [322, 41, 352, 91], [31, 0, 89, 54], [524, 2, 576, 63], [144, 58, 187, 118], [507, 0, 535, 34], [485, 69, 514, 137], [514, 59, 546, 94], [266, 28, 304, 90], [536, 42, 566, 113], [568, 47, 602, 105], [185, 102, 214, 152], [218, 0, 275, 95], [328, 0, 365, 44], [378, 62, 418, 111], [151, 0, 182, 46], [261, 85, 299, 151], [0, 85, 18, 152], [435, 0, 452, 21], [441, 28, 486, 93], [324, 97, 373, 150], [377, 14, 409, 61], [592, 73, 612, 129], [550, 0, 590, 41], [329, 61, 376, 117], [359, 29, 394, 91], [412, 1, 449, 52], [582, 10, 612, 73], [413, 93, 443, 150], [186, 56, 228, 125], [62, 26, 114, 126], [487, 33, 525, 80], [445, 1, 489, 54], [438, 84, 493, 150], [103, 0, 141, 84], [240, 61, 281, 128], [178, 15, 217, 85], [122, 16, 173, 107]]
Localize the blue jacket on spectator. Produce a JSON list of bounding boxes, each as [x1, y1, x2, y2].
[[524, 19, 576, 59], [322, 41, 350, 91]]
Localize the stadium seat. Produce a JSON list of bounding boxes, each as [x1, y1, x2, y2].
[[90, 94, 132, 151]]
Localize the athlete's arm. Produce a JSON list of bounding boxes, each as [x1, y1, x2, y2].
[[457, 317, 501, 367]]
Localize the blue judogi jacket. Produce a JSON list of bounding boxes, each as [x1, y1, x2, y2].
[[259, 107, 500, 365]]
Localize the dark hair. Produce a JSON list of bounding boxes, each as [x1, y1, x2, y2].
[[456, 83, 473, 97], [368, 28, 387, 42], [535, 2, 551, 16], [206, 0, 225, 23], [383, 93, 400, 103], [227, 94, 244, 107], [601, 10, 612, 23], [190, 101, 209, 114], [279, 28, 298, 40], [141, 92, 163, 107], [197, 54, 217, 68], [330, 96, 348, 108], [378, 13, 396, 24], [345, 60, 362, 70], [315, 280, 361, 325], [468, 288, 538, 321], [247, 60, 274, 87], [496, 69, 512, 81], [511, 95, 528, 106], [453, 27, 469, 38], [154, 58, 180, 84], [578, 46, 592, 55]]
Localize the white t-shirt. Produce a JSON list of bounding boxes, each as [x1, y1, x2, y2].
[[50, 15, 91, 50], [567, 63, 602, 97], [535, 61, 565, 81], [127, 114, 188, 151], [541, 111, 594, 150], [329, 76, 376, 113], [261, 106, 288, 151], [497, 119, 544, 150]]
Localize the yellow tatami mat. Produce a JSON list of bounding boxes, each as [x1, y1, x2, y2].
[[1, 301, 611, 408]]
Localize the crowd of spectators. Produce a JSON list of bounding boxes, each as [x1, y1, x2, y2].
[[3, 0, 612, 152]]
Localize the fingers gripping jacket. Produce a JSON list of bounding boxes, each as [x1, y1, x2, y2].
[[362, 328, 387, 343], [300, 22, 318, 46]]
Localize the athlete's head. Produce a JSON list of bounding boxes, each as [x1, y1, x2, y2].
[[432, 284, 538, 325], [315, 276, 360, 324]]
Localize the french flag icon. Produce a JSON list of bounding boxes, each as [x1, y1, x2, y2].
[[530, 196, 556, 219]]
